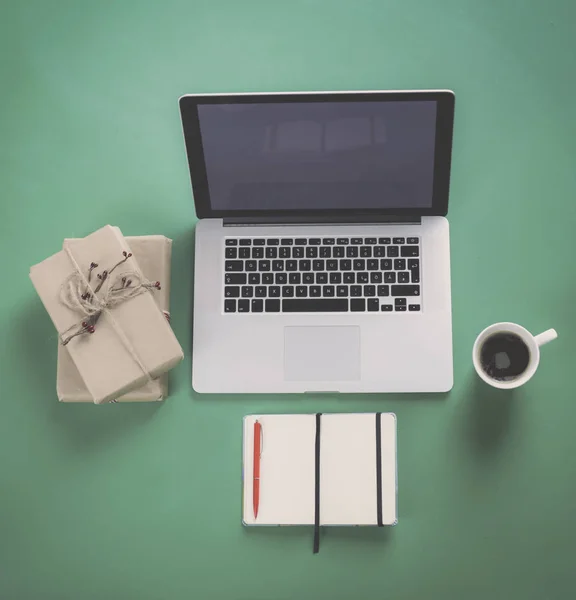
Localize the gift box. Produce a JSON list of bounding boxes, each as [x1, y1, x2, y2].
[[30, 225, 184, 404], [57, 235, 173, 402]]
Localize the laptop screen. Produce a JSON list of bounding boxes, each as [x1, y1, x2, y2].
[[196, 100, 438, 211]]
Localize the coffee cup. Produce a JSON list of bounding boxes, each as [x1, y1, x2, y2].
[[473, 323, 557, 389]]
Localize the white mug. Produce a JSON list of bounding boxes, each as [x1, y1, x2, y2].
[[473, 323, 558, 389]]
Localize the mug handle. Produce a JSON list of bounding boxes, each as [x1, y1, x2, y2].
[[534, 329, 558, 347]]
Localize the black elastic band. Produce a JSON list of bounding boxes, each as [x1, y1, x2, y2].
[[376, 412, 383, 527], [313, 412, 322, 553]]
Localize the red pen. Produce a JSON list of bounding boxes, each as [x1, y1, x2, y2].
[[253, 420, 262, 519]]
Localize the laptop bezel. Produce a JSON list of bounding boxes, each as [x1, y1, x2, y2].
[[179, 90, 455, 220]]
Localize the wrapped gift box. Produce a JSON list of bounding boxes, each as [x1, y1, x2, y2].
[[30, 225, 183, 404], [57, 235, 173, 402]]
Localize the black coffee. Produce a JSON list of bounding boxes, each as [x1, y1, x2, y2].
[[480, 332, 531, 381]]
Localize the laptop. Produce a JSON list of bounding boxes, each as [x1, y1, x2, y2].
[[179, 90, 455, 394]]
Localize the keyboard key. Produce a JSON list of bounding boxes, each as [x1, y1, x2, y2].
[[401, 246, 419, 257], [267, 239, 279, 246], [394, 259, 406, 270], [225, 273, 246, 284], [252, 247, 264, 259], [323, 285, 335, 297], [283, 299, 348, 312], [377, 285, 390, 297], [395, 305, 407, 312], [384, 272, 396, 283], [407, 237, 419, 244], [310, 286, 321, 297], [281, 239, 293, 246], [329, 272, 342, 284], [295, 238, 307, 245], [333, 246, 345, 258], [393, 237, 405, 244], [265, 299, 280, 312], [351, 238, 363, 245], [398, 272, 410, 283], [296, 286, 307, 297], [282, 286, 294, 297], [340, 259, 352, 271], [360, 246, 372, 257], [258, 260, 271, 271], [299, 260, 311, 271], [248, 273, 260, 284], [357, 272, 369, 284], [269, 286, 280, 297], [351, 285, 362, 297], [343, 272, 355, 283], [241, 286, 253, 298], [337, 285, 348, 297], [409, 304, 421, 311], [225, 286, 240, 298], [225, 299, 236, 312], [255, 286, 267, 297], [279, 247, 290, 259], [313, 260, 325, 271], [303, 273, 314, 284], [252, 299, 263, 312], [275, 273, 287, 284], [327, 260, 338, 271], [392, 285, 420, 296], [381, 304, 393, 312], [323, 238, 335, 245], [253, 239, 266, 246], [351, 298, 365, 311], [320, 247, 331, 258], [262, 273, 274, 284], [409, 260, 420, 283], [364, 238, 377, 244], [381, 259, 392, 270], [239, 247, 251, 259], [379, 237, 391, 244], [353, 259, 365, 270], [238, 300, 249, 312], [346, 246, 359, 257], [239, 239, 251, 246], [225, 239, 237, 246], [289, 273, 301, 284], [293, 247, 304, 258], [337, 238, 349, 245], [266, 247, 277, 259], [225, 248, 237, 259], [306, 247, 318, 258], [371, 272, 382, 283], [364, 285, 376, 297], [245, 260, 257, 271], [286, 260, 297, 271], [374, 246, 386, 257], [272, 260, 283, 271], [367, 259, 378, 271], [309, 238, 321, 245], [387, 246, 399, 257], [316, 273, 328, 284], [368, 298, 379, 311], [225, 261, 243, 272], [395, 298, 406, 306]]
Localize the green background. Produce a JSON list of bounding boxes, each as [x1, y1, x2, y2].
[[1, 1, 575, 599]]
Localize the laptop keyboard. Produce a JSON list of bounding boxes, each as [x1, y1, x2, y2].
[[223, 237, 421, 313]]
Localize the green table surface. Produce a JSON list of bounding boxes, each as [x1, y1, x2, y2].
[[1, 1, 576, 599]]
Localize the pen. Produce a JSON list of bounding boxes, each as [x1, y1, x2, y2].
[[253, 420, 262, 519]]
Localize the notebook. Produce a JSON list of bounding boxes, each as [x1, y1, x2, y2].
[[242, 413, 397, 552]]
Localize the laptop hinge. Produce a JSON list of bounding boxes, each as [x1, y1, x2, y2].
[[223, 215, 422, 226]]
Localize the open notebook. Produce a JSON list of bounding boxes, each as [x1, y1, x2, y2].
[[242, 413, 397, 552]]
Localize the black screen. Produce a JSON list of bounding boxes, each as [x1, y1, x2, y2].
[[197, 100, 438, 211]]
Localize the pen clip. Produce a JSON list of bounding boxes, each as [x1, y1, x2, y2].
[[256, 420, 264, 457]]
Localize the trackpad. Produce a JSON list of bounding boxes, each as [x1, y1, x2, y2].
[[284, 326, 361, 381]]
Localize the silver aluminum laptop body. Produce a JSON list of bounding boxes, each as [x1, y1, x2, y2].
[[180, 90, 455, 393]]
